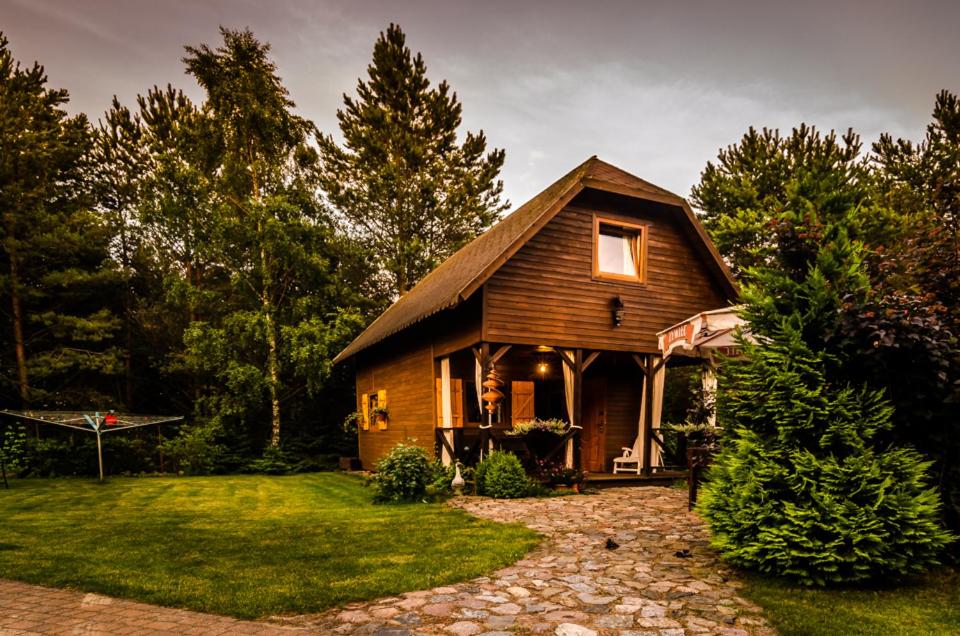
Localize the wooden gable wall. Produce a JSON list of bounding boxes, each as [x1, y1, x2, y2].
[[482, 189, 730, 352], [353, 296, 482, 468]]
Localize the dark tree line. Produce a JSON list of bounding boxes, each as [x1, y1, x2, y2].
[[0, 25, 506, 475]]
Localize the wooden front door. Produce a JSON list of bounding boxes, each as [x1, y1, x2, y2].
[[580, 377, 607, 472]]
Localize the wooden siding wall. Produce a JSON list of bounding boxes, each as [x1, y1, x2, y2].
[[355, 342, 434, 469], [355, 298, 482, 468], [483, 189, 730, 352]]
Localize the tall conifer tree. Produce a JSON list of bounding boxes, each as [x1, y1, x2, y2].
[[690, 126, 887, 278], [318, 24, 508, 298], [0, 32, 122, 409]]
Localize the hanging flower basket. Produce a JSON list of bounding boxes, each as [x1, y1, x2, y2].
[[371, 406, 390, 429]]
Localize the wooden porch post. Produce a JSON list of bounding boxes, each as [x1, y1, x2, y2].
[[642, 353, 655, 475], [440, 357, 454, 466], [571, 348, 583, 469], [477, 343, 491, 458]]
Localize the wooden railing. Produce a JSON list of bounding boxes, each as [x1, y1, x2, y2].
[[435, 427, 506, 467]]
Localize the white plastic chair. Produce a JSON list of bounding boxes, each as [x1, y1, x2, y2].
[[612, 436, 642, 474]]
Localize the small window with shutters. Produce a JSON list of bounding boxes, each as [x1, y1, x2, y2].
[[435, 378, 464, 427], [511, 381, 535, 425]]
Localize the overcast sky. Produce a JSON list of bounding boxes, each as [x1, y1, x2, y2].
[[4, 0, 958, 207]]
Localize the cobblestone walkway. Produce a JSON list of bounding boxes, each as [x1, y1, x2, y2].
[[289, 487, 773, 636], [0, 578, 309, 635]]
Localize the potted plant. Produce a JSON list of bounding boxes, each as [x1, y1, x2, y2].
[[371, 406, 390, 429], [506, 418, 569, 458], [536, 460, 587, 493]]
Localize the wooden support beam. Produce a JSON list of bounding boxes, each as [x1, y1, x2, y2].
[[632, 354, 649, 377], [543, 426, 578, 462], [490, 345, 512, 365], [436, 429, 455, 459], [582, 351, 600, 371], [553, 347, 575, 369]]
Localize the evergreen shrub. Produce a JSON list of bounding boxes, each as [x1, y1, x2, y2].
[[245, 446, 294, 474], [699, 239, 953, 585], [371, 443, 432, 503], [476, 451, 531, 499]]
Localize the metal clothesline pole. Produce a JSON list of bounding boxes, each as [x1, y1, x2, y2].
[[0, 410, 183, 482]]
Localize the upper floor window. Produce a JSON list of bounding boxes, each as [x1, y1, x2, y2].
[[593, 215, 647, 283]]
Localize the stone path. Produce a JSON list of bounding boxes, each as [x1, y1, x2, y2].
[[0, 578, 309, 635], [287, 487, 773, 636]]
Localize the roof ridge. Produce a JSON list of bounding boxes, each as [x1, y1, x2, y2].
[[333, 156, 735, 364]]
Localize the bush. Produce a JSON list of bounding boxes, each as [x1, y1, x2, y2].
[[699, 245, 953, 585], [476, 451, 531, 499], [535, 460, 586, 487], [245, 446, 294, 474], [371, 443, 433, 503], [159, 419, 226, 476]]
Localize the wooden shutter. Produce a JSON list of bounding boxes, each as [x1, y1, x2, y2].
[[436, 378, 464, 427], [511, 381, 535, 425], [360, 393, 370, 431], [435, 379, 442, 427], [451, 379, 463, 428], [376, 389, 388, 430]]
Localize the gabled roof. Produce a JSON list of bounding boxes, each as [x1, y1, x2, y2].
[[333, 156, 737, 364]]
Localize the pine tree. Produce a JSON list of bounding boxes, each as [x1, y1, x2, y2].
[[698, 230, 953, 585], [317, 23, 508, 298], [91, 97, 146, 407], [0, 32, 123, 409], [690, 125, 891, 278]]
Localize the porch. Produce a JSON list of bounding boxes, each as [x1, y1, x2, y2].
[[432, 343, 683, 476]]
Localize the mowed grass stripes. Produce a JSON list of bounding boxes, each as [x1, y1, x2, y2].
[[0, 473, 539, 619]]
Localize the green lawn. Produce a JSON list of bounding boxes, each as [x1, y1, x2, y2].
[[0, 473, 539, 619], [741, 569, 960, 636]]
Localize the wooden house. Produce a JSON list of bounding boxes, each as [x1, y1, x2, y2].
[[333, 157, 738, 474]]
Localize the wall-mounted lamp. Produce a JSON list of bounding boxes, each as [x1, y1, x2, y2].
[[612, 295, 625, 327], [536, 353, 548, 375]]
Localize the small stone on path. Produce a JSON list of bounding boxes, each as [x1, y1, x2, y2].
[[445, 620, 483, 635], [555, 623, 598, 636]]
